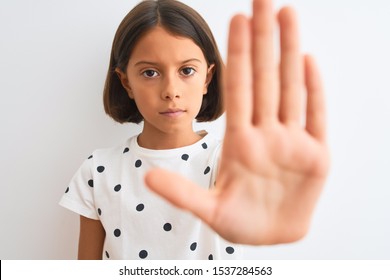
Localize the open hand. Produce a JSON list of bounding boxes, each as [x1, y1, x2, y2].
[[145, 0, 330, 245]]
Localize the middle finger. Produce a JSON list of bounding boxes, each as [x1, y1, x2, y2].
[[252, 0, 279, 125]]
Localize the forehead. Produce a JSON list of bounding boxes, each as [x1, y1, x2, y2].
[[129, 26, 207, 65]]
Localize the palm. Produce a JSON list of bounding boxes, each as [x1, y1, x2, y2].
[[214, 124, 328, 244], [146, 0, 329, 245]]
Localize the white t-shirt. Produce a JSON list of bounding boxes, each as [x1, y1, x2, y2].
[[59, 132, 241, 260]]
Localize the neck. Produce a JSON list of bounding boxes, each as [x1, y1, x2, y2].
[[137, 125, 202, 150]]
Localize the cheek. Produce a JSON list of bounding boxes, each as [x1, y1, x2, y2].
[[187, 76, 207, 93], [132, 93, 157, 109], [130, 83, 156, 99], [129, 87, 157, 110], [189, 90, 206, 115]]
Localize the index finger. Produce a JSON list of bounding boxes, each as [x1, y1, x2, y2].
[[224, 15, 252, 129]]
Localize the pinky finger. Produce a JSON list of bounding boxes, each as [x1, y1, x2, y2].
[[304, 55, 327, 143]]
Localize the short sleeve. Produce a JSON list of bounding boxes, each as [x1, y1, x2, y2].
[[59, 157, 99, 220]]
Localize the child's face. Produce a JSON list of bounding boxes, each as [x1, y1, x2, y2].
[[117, 26, 214, 135]]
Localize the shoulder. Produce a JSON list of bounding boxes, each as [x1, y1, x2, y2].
[[81, 136, 138, 175], [202, 131, 222, 157], [192, 131, 222, 171], [89, 135, 136, 161], [198, 130, 221, 150]]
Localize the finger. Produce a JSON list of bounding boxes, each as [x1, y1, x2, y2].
[[278, 7, 304, 124], [252, 0, 279, 124], [144, 168, 217, 225], [304, 55, 327, 142], [225, 15, 252, 129]]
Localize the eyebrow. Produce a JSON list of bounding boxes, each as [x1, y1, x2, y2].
[[133, 58, 202, 67]]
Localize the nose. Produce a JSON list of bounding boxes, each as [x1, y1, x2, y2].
[[161, 75, 181, 100]]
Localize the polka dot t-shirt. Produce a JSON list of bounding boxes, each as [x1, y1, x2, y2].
[[59, 132, 241, 260]]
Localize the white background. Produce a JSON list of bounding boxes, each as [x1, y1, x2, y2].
[[1, 0, 389, 259]]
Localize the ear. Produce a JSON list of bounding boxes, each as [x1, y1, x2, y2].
[[203, 64, 215, 95], [115, 67, 134, 99]]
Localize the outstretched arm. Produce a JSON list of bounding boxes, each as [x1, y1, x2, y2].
[[145, 0, 329, 245]]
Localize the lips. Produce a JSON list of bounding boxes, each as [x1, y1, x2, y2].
[[159, 108, 186, 117]]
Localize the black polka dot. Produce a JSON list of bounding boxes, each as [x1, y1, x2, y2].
[[204, 166, 211, 175], [88, 179, 93, 188], [97, 208, 102, 216], [65, 187, 69, 193], [88, 155, 93, 159], [139, 250, 148, 259], [114, 184, 121, 192], [97, 166, 105, 173], [202, 143, 208, 149], [135, 159, 142, 168], [114, 229, 121, 237], [136, 204, 144, 212], [163, 223, 172, 231], [226, 246, 235, 254], [181, 154, 189, 161], [105, 251, 110, 258], [208, 254, 213, 260], [123, 147, 129, 153], [190, 242, 197, 251]]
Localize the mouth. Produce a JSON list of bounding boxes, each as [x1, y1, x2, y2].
[[159, 108, 186, 117]]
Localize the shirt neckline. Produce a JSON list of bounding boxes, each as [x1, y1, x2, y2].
[[130, 131, 210, 158]]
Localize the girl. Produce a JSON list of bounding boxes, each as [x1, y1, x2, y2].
[[60, 0, 329, 260]]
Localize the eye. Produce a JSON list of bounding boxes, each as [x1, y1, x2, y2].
[[142, 70, 159, 78], [180, 67, 196, 76]]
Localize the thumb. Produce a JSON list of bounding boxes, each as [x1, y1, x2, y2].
[[144, 168, 216, 225]]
